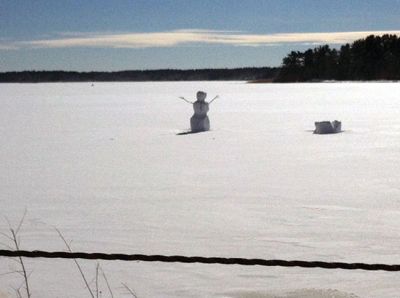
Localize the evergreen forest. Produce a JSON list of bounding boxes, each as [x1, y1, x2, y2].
[[276, 34, 400, 82]]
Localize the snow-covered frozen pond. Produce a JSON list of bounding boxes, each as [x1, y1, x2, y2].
[[1, 82, 400, 297]]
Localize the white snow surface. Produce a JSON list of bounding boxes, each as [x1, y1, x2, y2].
[[1, 82, 400, 297]]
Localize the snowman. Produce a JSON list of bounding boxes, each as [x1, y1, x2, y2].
[[179, 91, 218, 132]]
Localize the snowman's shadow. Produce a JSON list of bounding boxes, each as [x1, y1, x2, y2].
[[176, 130, 208, 136]]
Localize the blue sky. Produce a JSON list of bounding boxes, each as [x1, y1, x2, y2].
[[1, 0, 400, 71]]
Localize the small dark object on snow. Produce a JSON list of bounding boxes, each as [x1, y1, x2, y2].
[[314, 120, 342, 134]]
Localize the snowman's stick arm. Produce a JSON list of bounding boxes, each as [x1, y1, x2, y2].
[[178, 97, 193, 104], [209, 95, 219, 104]]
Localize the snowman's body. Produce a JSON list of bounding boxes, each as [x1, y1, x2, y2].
[[190, 92, 210, 132]]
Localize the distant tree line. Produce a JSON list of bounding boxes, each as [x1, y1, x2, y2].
[[0, 67, 279, 83], [275, 34, 400, 82]]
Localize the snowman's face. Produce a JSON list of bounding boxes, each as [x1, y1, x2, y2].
[[196, 91, 207, 102]]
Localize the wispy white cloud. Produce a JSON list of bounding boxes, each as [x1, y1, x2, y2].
[[0, 44, 19, 50], [2, 29, 400, 50]]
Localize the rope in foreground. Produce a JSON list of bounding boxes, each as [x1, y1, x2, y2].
[[1, 250, 400, 271]]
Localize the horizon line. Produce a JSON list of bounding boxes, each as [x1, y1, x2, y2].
[[0, 66, 280, 73]]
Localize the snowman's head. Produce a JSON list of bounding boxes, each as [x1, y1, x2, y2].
[[196, 91, 207, 102]]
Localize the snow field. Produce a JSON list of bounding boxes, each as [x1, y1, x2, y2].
[[1, 82, 400, 297]]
